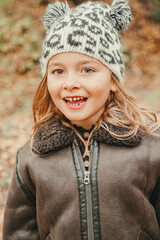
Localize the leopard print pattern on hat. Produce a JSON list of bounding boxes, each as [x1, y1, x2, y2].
[[40, 1, 132, 82]]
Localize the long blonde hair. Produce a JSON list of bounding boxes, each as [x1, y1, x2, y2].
[[32, 73, 159, 139]]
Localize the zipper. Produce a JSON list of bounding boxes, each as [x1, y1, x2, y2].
[[84, 171, 90, 184], [85, 179, 94, 240], [73, 140, 94, 240]]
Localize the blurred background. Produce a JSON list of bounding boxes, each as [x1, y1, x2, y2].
[[0, 0, 160, 237]]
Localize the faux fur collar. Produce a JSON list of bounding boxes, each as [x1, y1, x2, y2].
[[32, 119, 143, 156]]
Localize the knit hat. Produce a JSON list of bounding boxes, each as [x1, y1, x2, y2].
[[40, 0, 132, 82]]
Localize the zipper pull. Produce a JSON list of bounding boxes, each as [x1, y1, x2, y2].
[[84, 171, 90, 185]]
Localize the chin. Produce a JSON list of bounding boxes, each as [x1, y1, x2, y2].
[[66, 116, 86, 122]]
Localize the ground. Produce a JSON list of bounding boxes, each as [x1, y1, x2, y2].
[[0, 0, 160, 238]]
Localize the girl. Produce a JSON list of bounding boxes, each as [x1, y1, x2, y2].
[[3, 0, 160, 239]]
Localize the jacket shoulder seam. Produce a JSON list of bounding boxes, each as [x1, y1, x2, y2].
[[16, 148, 36, 205]]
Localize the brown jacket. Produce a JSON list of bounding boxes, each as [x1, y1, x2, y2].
[[2, 120, 160, 240]]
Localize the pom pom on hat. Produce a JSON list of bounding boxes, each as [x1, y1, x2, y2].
[[110, 0, 132, 31], [43, 1, 70, 30]]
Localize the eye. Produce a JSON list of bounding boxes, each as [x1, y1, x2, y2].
[[52, 69, 64, 75], [82, 68, 94, 73]]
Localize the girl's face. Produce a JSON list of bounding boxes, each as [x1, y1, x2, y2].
[[47, 52, 117, 129]]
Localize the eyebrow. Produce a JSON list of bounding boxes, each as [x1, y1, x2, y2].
[[78, 60, 101, 66], [48, 62, 63, 67], [48, 60, 101, 67]]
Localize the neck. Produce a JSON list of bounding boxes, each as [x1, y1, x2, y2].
[[70, 118, 102, 130], [71, 122, 94, 130]]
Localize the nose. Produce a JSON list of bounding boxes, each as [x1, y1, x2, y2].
[[63, 72, 80, 90]]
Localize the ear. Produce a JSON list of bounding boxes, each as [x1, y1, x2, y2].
[[110, 81, 118, 92]]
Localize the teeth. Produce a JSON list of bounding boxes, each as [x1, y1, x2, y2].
[[67, 101, 86, 106], [65, 97, 85, 101]]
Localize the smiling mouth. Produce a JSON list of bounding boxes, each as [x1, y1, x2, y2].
[[64, 97, 88, 106]]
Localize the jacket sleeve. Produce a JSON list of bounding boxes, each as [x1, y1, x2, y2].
[[150, 177, 160, 228], [2, 149, 40, 240], [154, 177, 160, 228]]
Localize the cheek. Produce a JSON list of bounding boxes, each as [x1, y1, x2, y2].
[[47, 77, 52, 92], [47, 78, 59, 96], [94, 84, 112, 105], [90, 81, 112, 98]]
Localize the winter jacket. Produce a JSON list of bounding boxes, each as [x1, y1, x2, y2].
[[2, 119, 160, 240]]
